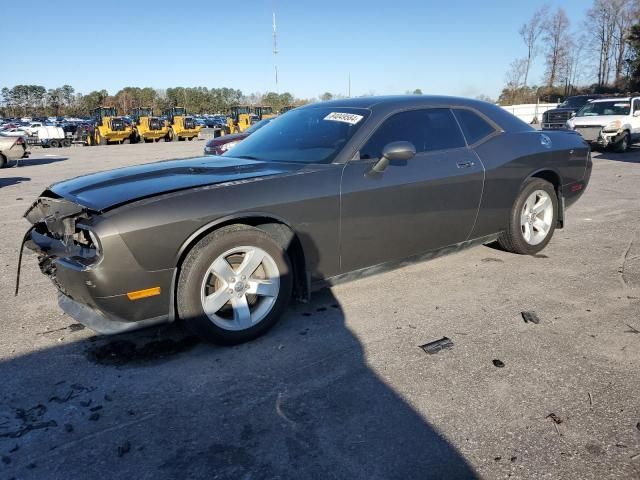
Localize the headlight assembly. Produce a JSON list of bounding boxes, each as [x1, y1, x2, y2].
[[602, 120, 622, 132]]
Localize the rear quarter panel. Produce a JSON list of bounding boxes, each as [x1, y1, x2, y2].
[[470, 130, 590, 238]]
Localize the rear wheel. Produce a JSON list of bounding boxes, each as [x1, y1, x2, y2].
[[62, 139, 71, 147], [0, 154, 6, 168], [177, 225, 293, 344], [498, 178, 558, 255], [49, 139, 60, 148]]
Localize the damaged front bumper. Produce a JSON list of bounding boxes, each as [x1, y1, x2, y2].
[[573, 125, 626, 148], [19, 194, 174, 335]]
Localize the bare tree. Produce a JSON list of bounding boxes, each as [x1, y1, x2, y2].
[[505, 58, 528, 104], [542, 8, 571, 88], [586, 0, 618, 87], [612, 0, 634, 85], [519, 6, 549, 87]]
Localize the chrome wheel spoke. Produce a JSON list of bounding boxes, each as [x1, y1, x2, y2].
[[231, 295, 252, 328], [532, 217, 549, 234], [247, 279, 278, 297], [237, 248, 265, 277], [211, 257, 236, 282], [532, 195, 550, 214], [522, 222, 533, 242], [203, 288, 232, 315]]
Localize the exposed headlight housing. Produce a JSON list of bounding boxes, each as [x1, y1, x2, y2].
[[220, 140, 239, 152], [74, 224, 103, 267], [602, 120, 622, 132]]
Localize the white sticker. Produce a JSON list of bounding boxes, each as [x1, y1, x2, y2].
[[324, 112, 364, 125]]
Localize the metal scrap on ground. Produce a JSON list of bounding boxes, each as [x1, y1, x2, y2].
[[419, 337, 454, 355]]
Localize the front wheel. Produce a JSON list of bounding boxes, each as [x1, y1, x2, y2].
[[498, 178, 558, 255], [614, 131, 630, 153], [177, 225, 293, 344]]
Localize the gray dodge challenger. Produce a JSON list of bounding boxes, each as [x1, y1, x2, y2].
[[20, 96, 591, 343]]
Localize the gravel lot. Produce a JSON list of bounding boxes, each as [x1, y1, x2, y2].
[[0, 142, 638, 479]]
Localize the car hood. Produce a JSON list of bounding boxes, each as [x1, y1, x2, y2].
[[49, 156, 306, 211], [571, 115, 627, 127], [206, 132, 248, 146]]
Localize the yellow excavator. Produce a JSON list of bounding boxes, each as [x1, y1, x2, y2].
[[131, 107, 169, 143], [163, 107, 201, 141], [88, 107, 133, 145], [226, 105, 252, 134], [253, 106, 276, 121]]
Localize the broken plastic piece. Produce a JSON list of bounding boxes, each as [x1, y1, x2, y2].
[[546, 413, 563, 424], [521, 311, 540, 324], [492, 359, 505, 368], [420, 337, 454, 354]]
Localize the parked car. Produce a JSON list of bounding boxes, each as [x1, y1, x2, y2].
[[204, 118, 273, 155], [542, 95, 604, 129], [21, 96, 591, 344], [0, 127, 29, 137], [0, 135, 29, 167], [566, 96, 640, 152]]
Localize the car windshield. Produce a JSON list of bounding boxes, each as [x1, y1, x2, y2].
[[577, 101, 630, 117], [224, 107, 370, 163], [560, 97, 590, 108]]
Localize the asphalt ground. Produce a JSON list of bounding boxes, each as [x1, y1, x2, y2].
[[0, 141, 638, 479]]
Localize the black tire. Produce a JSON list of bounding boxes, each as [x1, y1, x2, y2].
[[49, 139, 59, 148], [0, 154, 6, 168], [614, 131, 629, 153], [62, 139, 71, 147], [177, 225, 293, 344], [497, 178, 558, 255]]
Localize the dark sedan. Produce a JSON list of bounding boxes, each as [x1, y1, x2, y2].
[[20, 96, 591, 344], [204, 118, 273, 156]]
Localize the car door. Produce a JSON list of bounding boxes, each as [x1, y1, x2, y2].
[[339, 108, 485, 273]]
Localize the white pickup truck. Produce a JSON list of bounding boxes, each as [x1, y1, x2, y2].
[[566, 97, 640, 152]]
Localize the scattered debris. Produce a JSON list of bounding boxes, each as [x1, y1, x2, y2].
[[631, 453, 640, 461], [624, 323, 639, 334], [494, 456, 501, 461], [88, 413, 100, 422], [419, 337, 454, 355], [117, 441, 131, 457], [79, 400, 92, 408], [492, 359, 505, 368], [481, 257, 504, 263], [588, 392, 593, 407], [521, 311, 540, 324], [331, 304, 339, 309], [301, 312, 312, 317], [68, 323, 85, 332], [27, 463, 36, 469], [89, 406, 103, 412], [616, 443, 628, 448], [0, 420, 57, 439], [510, 456, 517, 462], [49, 384, 95, 404], [86, 336, 199, 366], [546, 413, 563, 424], [533, 254, 549, 259], [299, 329, 308, 336], [636, 422, 640, 432], [104, 394, 113, 402]]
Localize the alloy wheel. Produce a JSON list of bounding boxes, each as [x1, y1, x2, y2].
[[520, 190, 553, 245]]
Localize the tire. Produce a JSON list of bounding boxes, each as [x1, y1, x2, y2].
[[0, 154, 6, 168], [497, 178, 558, 255], [187, 136, 193, 141], [177, 225, 293, 344], [614, 131, 629, 153], [49, 139, 59, 148], [97, 132, 107, 146], [62, 139, 71, 147]]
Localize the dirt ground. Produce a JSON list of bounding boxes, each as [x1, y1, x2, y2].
[[0, 142, 638, 479]]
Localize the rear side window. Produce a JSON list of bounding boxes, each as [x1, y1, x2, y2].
[[453, 109, 496, 145], [360, 108, 465, 159]]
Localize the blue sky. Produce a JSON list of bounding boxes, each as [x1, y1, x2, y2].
[[3, 0, 591, 99]]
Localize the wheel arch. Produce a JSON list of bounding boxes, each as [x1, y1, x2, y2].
[[173, 213, 309, 314]]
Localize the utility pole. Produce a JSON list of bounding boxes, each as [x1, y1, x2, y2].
[[348, 73, 351, 97], [272, 4, 279, 93]]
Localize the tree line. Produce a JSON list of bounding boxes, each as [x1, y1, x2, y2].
[[500, 0, 640, 105], [0, 85, 314, 118]]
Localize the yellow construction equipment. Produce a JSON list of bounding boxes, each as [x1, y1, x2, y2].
[[226, 105, 252, 133], [163, 107, 201, 141], [131, 107, 169, 143], [253, 106, 276, 121], [88, 107, 133, 145]]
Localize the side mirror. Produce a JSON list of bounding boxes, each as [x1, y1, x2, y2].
[[570, 112, 576, 118], [371, 141, 416, 173]]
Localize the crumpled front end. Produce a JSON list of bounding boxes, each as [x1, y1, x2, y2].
[[20, 191, 173, 334]]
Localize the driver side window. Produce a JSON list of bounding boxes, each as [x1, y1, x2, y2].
[[359, 108, 465, 159]]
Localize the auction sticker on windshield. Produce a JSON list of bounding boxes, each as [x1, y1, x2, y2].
[[324, 112, 364, 125]]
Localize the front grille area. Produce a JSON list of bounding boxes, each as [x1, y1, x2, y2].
[[575, 126, 602, 142], [149, 118, 162, 130], [184, 118, 196, 130], [545, 110, 572, 124], [110, 119, 126, 131]]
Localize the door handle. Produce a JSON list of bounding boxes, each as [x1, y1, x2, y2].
[[456, 161, 475, 169]]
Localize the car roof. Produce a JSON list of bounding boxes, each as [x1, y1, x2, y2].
[[298, 95, 533, 133], [591, 97, 631, 103]]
